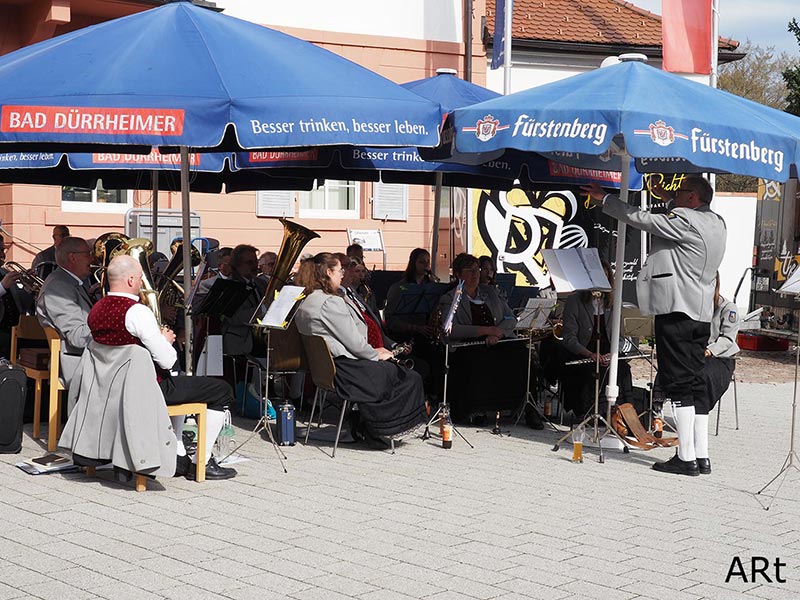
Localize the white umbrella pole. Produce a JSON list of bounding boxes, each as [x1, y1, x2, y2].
[[605, 151, 631, 406], [180, 146, 193, 375], [430, 171, 444, 278]]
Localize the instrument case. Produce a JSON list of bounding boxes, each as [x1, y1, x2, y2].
[[0, 360, 27, 453]]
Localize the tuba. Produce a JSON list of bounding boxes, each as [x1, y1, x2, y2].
[[109, 237, 162, 326], [92, 232, 130, 292], [253, 219, 319, 343], [157, 239, 202, 312]]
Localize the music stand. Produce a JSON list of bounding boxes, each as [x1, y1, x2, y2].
[[513, 298, 559, 430], [222, 286, 306, 473], [757, 283, 800, 509], [422, 281, 474, 448], [190, 279, 251, 373], [392, 282, 449, 319]]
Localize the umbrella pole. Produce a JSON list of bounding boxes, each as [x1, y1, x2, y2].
[[152, 170, 159, 252], [430, 171, 443, 278], [180, 146, 194, 375], [605, 150, 631, 408]]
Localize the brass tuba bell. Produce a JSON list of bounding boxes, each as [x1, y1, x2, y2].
[[109, 237, 162, 326], [92, 232, 130, 292]]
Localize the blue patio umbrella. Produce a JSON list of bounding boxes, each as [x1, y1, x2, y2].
[[431, 57, 800, 407], [0, 0, 445, 369]]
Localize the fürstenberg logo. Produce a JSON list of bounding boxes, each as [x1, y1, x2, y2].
[[511, 114, 608, 146]]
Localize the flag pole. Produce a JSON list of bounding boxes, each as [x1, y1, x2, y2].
[[710, 0, 719, 88], [503, 0, 513, 94]]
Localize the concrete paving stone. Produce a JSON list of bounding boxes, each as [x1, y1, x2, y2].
[[305, 572, 381, 596], [498, 564, 575, 588], [0, 582, 28, 600], [556, 579, 639, 600], [136, 555, 203, 578], [195, 556, 265, 579], [6, 548, 74, 575], [622, 555, 695, 578], [0, 564, 54, 589], [495, 577, 575, 600], [176, 567, 248, 594], [357, 589, 420, 600], [564, 554, 635, 577], [625, 567, 706, 592], [274, 546, 342, 568], [451, 541, 522, 561], [684, 581, 772, 599], [109, 566, 183, 592], [155, 542, 218, 564], [20, 580, 100, 600], [238, 568, 314, 594], [440, 561, 514, 586], [260, 557, 328, 581], [159, 583, 233, 600], [67, 551, 141, 575], [222, 584, 295, 600], [368, 574, 448, 598], [508, 542, 578, 563], [434, 574, 507, 600], [49, 566, 121, 591], [288, 585, 370, 600], [621, 579, 708, 600], [747, 582, 800, 599]]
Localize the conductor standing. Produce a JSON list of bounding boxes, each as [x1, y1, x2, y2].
[[582, 176, 726, 476]]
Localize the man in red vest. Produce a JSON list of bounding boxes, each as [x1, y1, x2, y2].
[[88, 254, 237, 480]]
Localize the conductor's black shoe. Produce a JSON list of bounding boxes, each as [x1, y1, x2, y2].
[[652, 454, 700, 476], [696, 458, 712, 474], [174, 454, 191, 478], [186, 456, 237, 480]]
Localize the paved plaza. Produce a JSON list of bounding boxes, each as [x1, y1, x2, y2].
[[1, 381, 799, 600]]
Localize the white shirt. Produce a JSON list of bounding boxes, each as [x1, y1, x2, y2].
[[108, 292, 177, 369]]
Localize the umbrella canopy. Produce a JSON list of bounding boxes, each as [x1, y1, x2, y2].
[[234, 70, 642, 191], [437, 60, 800, 182], [0, 0, 442, 153], [430, 57, 800, 406], [0, 150, 315, 192]]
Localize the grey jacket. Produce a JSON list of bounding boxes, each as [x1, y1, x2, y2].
[[36, 267, 93, 387], [603, 197, 726, 323], [437, 284, 517, 340], [708, 297, 740, 358], [59, 342, 176, 477], [295, 289, 378, 360]]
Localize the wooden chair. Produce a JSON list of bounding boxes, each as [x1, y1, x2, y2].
[[9, 316, 51, 444], [42, 327, 66, 451], [300, 334, 347, 458], [167, 403, 206, 483]]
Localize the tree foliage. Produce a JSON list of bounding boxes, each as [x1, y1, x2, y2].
[[783, 18, 800, 117], [716, 40, 793, 192]]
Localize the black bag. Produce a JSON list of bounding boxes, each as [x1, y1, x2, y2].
[[0, 360, 27, 453]]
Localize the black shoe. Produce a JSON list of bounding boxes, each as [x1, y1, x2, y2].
[[696, 458, 711, 474], [186, 456, 237, 480], [652, 453, 700, 476], [174, 454, 191, 478]]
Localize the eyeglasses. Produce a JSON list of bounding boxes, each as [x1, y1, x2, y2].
[[675, 188, 694, 194], [462, 267, 480, 274]]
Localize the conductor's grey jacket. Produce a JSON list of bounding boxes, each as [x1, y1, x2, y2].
[[603, 197, 726, 323]]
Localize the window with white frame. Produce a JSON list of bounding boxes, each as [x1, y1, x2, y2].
[[298, 180, 358, 219], [62, 184, 133, 213]]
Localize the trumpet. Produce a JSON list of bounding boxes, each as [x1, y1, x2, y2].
[[1, 261, 44, 296]]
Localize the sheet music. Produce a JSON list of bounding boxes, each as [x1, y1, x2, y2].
[[261, 285, 305, 329], [516, 298, 554, 329], [541, 248, 610, 293]]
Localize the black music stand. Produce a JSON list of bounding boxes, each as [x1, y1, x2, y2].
[[190, 279, 251, 373], [422, 281, 474, 448], [392, 282, 449, 319]]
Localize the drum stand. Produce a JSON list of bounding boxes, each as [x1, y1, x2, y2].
[[514, 329, 558, 430], [756, 322, 800, 509], [551, 316, 629, 463], [220, 327, 288, 473], [422, 342, 474, 448]]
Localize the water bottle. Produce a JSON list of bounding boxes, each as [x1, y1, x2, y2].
[[441, 405, 453, 449], [214, 406, 236, 458]]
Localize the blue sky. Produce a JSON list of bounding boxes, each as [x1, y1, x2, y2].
[[630, 0, 799, 56]]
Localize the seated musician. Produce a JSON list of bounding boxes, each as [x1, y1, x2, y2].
[[559, 262, 634, 420], [221, 244, 268, 358], [294, 252, 426, 444], [384, 248, 438, 345], [349, 256, 378, 314], [436, 253, 533, 422], [478, 255, 497, 287], [696, 275, 740, 474], [89, 255, 237, 480], [197, 246, 233, 296]]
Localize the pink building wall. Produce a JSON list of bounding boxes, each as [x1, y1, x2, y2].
[[0, 1, 488, 271]]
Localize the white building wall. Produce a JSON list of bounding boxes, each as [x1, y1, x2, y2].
[[214, 0, 463, 42]]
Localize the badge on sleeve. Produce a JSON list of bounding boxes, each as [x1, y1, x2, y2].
[[727, 309, 737, 323], [667, 211, 678, 219]]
